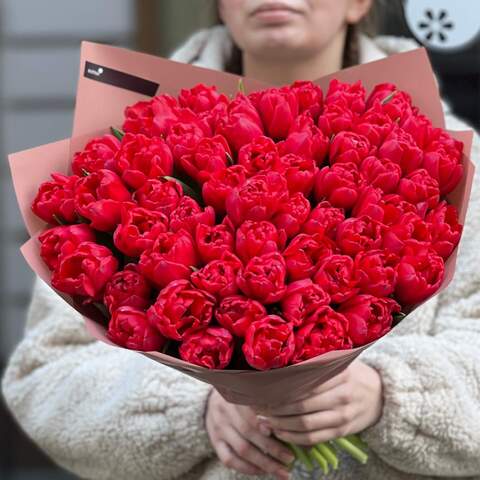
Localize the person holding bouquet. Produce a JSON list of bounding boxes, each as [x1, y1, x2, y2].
[[3, 1, 480, 479]]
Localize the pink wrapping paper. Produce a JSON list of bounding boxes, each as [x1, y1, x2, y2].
[[9, 42, 475, 406]]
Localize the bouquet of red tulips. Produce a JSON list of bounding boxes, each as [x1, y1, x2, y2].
[[10, 42, 474, 474]]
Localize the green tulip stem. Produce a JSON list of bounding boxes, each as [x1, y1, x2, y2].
[[309, 447, 329, 475], [346, 434, 369, 452], [333, 438, 369, 464], [315, 442, 339, 470], [287, 443, 314, 472]]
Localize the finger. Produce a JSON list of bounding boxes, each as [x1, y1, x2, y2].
[[264, 408, 346, 433], [233, 404, 262, 430], [224, 426, 291, 478], [311, 368, 349, 394], [273, 426, 347, 447], [215, 440, 263, 476], [258, 371, 348, 415], [248, 430, 296, 466], [258, 384, 345, 417], [229, 408, 295, 466]]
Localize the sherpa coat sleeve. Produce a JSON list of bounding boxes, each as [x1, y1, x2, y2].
[[359, 113, 480, 477], [1, 278, 215, 480]]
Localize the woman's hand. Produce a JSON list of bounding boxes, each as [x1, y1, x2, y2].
[[256, 360, 383, 446], [205, 389, 295, 479]]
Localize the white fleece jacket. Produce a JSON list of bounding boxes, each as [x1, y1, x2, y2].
[[2, 26, 480, 480]]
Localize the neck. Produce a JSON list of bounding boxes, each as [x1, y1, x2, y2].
[[242, 28, 347, 85]]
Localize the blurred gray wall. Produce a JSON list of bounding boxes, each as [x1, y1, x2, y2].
[[147, 0, 217, 56], [0, 1, 214, 475], [0, 1, 216, 367], [0, 0, 137, 364], [0, 6, 217, 477]]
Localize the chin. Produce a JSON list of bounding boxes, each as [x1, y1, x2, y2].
[[248, 27, 306, 54]]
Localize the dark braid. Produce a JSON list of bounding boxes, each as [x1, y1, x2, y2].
[[342, 23, 361, 68], [225, 42, 244, 76]]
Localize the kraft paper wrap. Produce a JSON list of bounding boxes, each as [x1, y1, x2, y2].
[[9, 42, 475, 405]]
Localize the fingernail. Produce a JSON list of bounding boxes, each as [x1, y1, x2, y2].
[[257, 415, 271, 423], [257, 415, 272, 435], [259, 422, 272, 436]]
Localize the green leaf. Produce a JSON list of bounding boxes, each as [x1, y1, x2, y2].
[[237, 78, 246, 95], [76, 213, 91, 225], [162, 176, 202, 204], [111, 126, 125, 141], [52, 214, 65, 226], [93, 302, 110, 320], [393, 311, 407, 324], [161, 340, 171, 354], [225, 151, 234, 166], [381, 90, 397, 105]]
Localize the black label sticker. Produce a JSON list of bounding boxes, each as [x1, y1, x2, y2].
[[84, 61, 159, 97]]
